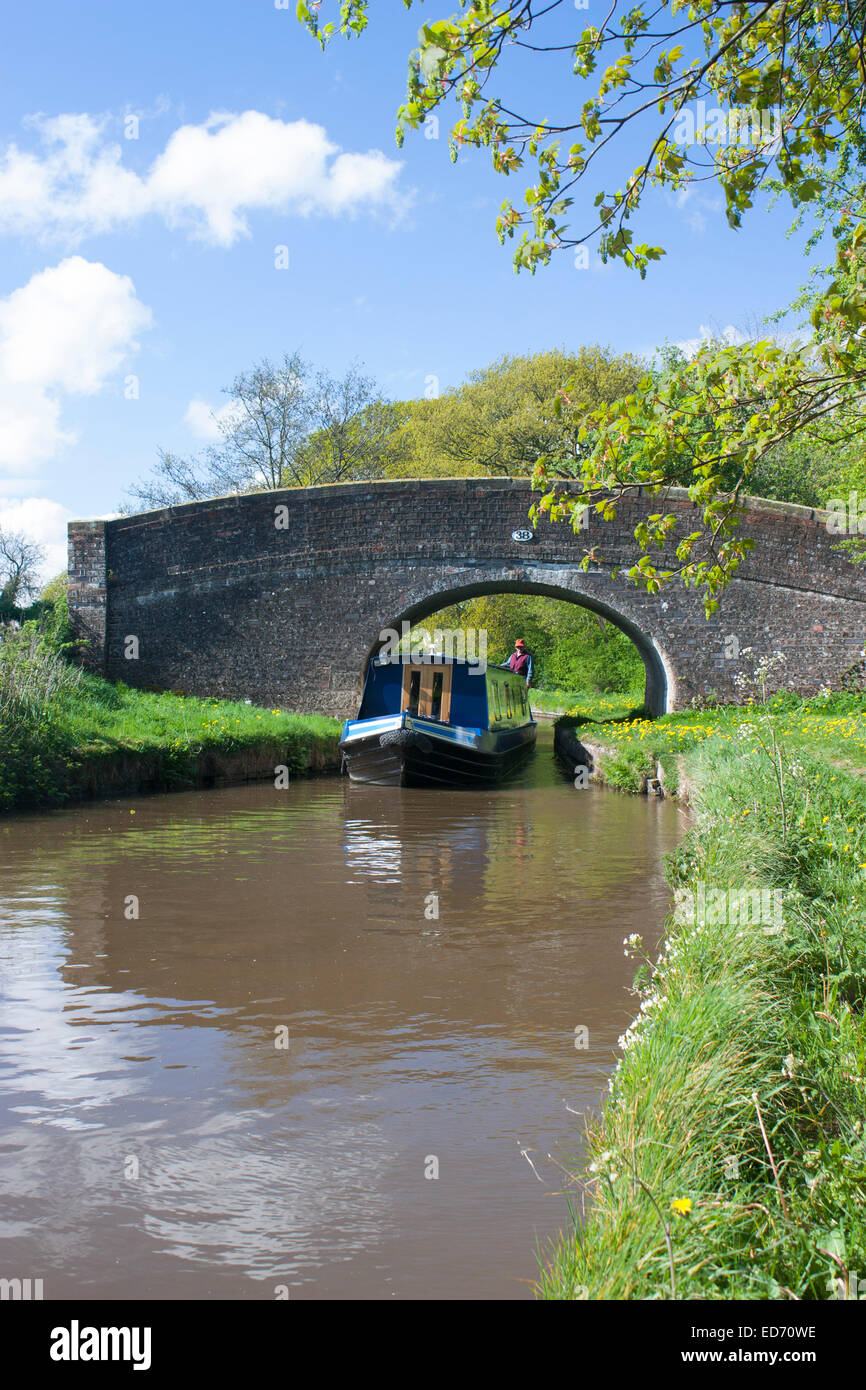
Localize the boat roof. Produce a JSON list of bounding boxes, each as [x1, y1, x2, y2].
[[371, 654, 522, 674]]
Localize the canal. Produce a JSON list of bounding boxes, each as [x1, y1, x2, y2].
[[0, 727, 685, 1299]]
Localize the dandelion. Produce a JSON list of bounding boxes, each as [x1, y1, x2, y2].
[[671, 1198, 692, 1215]]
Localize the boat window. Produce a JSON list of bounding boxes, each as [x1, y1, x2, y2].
[[430, 671, 444, 721], [493, 683, 502, 720], [519, 688, 526, 715], [407, 669, 421, 715], [505, 685, 513, 718]]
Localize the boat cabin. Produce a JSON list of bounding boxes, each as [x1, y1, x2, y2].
[[358, 655, 531, 732]]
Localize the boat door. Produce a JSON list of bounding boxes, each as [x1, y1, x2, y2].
[[401, 663, 453, 722]]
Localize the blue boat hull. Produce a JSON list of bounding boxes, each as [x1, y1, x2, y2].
[[340, 716, 537, 787]]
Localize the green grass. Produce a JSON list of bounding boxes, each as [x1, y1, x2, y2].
[[531, 686, 645, 719], [1, 627, 340, 812], [539, 721, 866, 1300], [561, 689, 866, 793], [58, 673, 338, 757]]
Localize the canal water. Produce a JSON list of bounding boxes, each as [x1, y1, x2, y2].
[[0, 727, 685, 1300]]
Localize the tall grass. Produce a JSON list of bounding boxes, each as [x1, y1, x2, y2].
[[0, 614, 340, 812], [539, 736, 866, 1299], [0, 626, 84, 809], [0, 626, 82, 725]]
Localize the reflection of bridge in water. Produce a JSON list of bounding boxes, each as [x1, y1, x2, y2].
[[69, 479, 866, 718]]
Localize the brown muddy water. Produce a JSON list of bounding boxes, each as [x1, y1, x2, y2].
[[0, 728, 685, 1300]]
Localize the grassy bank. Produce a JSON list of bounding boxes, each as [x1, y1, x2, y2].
[[0, 628, 341, 812], [530, 687, 644, 719], [540, 703, 866, 1299], [558, 689, 866, 795]]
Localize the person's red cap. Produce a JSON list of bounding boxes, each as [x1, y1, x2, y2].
[[515, 639, 526, 647]]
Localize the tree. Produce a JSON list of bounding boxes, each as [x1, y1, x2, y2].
[[298, 2, 866, 610], [294, 369, 406, 482], [0, 528, 45, 620], [735, 424, 862, 510], [125, 354, 398, 509], [299, 1, 864, 276], [382, 397, 466, 478], [386, 347, 646, 477], [531, 232, 866, 613]]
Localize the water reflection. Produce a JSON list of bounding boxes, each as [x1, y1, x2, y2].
[[0, 728, 686, 1299]]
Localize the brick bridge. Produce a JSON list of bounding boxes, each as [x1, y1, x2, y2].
[[68, 479, 866, 717]]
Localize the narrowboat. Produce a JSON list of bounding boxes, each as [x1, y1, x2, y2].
[[339, 655, 537, 786]]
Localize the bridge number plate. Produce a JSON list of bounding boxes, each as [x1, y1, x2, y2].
[[511, 528, 534, 543]]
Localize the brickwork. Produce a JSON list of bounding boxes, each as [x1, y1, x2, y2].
[[67, 519, 107, 667], [67, 480, 866, 716]]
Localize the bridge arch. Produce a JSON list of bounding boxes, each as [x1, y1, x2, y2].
[[67, 478, 866, 716], [366, 578, 673, 716]]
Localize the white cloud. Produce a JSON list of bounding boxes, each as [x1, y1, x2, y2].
[[668, 186, 724, 232], [673, 323, 748, 358], [0, 110, 406, 248], [0, 496, 72, 580], [0, 256, 151, 394], [183, 396, 240, 441], [0, 256, 151, 474], [0, 390, 70, 475]]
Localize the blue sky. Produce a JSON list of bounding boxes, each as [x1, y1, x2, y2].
[[0, 0, 827, 576]]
